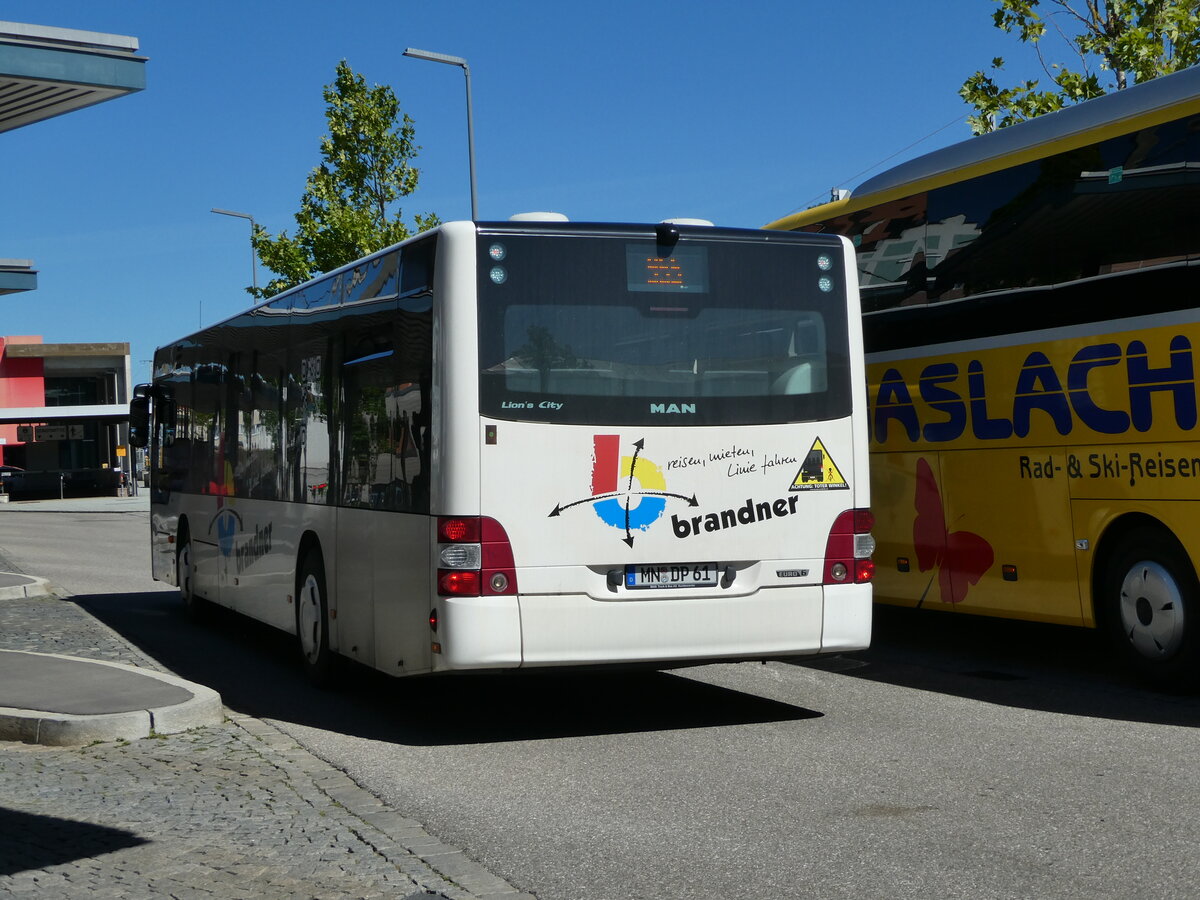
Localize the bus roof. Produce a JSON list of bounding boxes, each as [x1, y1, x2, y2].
[[765, 63, 1200, 231]]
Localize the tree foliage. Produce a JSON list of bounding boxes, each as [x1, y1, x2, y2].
[[250, 61, 438, 298], [960, 1, 1200, 134]]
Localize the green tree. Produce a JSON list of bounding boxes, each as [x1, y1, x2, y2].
[[960, 1, 1200, 134], [250, 60, 439, 298]]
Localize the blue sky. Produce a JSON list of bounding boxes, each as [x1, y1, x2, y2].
[[3, 2, 1047, 378]]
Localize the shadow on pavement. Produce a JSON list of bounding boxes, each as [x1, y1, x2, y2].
[[0, 806, 147, 876], [792, 605, 1200, 727], [74, 590, 822, 746]]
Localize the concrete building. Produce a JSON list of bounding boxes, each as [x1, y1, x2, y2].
[[1, 21, 145, 494], [0, 337, 131, 495]]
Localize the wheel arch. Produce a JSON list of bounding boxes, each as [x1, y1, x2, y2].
[[1091, 511, 1193, 621], [295, 529, 324, 579]]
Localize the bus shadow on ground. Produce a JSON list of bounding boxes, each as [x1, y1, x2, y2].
[[74, 591, 822, 746], [795, 605, 1200, 727], [0, 806, 147, 876]]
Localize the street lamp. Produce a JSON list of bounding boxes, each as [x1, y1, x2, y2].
[[211, 207, 258, 292], [403, 47, 479, 221]]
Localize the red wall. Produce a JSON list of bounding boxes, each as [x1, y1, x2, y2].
[[0, 336, 45, 465]]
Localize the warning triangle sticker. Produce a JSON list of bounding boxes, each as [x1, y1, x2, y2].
[[790, 438, 849, 491]]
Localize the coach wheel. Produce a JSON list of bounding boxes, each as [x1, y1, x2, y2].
[[1100, 526, 1199, 686], [296, 550, 335, 687]]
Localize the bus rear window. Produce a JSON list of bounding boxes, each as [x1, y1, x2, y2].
[[477, 232, 852, 426]]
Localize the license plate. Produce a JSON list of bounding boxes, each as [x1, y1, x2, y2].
[[625, 562, 719, 590]]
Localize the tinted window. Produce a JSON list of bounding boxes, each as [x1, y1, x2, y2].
[[339, 297, 433, 513], [804, 194, 928, 312], [477, 233, 853, 426], [927, 117, 1200, 300], [154, 235, 437, 506], [286, 326, 334, 505]]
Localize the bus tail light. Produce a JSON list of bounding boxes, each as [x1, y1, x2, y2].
[[824, 509, 876, 585], [437, 516, 518, 597], [437, 569, 481, 596]]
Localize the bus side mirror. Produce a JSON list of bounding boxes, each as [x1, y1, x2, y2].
[[129, 389, 150, 449]]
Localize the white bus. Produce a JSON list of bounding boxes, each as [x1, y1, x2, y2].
[[130, 218, 874, 682]]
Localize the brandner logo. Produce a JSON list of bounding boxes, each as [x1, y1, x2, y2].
[[549, 435, 698, 546]]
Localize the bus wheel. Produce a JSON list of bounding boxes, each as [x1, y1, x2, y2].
[[296, 551, 335, 687], [177, 528, 207, 622], [1100, 527, 1199, 686]]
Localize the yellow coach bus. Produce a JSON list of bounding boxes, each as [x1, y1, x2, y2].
[[766, 64, 1200, 685]]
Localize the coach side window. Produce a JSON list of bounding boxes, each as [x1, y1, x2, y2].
[[339, 308, 432, 513], [808, 194, 929, 312]]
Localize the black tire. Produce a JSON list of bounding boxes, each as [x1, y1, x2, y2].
[[1099, 526, 1199, 686], [295, 550, 336, 687], [176, 526, 208, 622]]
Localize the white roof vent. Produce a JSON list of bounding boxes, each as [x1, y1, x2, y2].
[[659, 217, 714, 226], [508, 211, 570, 222]]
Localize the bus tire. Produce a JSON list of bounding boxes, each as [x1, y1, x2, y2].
[[296, 550, 336, 687], [1099, 526, 1199, 687], [177, 526, 207, 622]]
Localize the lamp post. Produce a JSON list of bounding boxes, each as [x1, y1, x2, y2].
[[210, 207, 258, 292], [403, 47, 478, 221]]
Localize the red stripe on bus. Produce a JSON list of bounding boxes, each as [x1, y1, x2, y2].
[[591, 434, 619, 495]]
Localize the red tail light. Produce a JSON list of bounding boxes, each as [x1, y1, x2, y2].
[[436, 516, 518, 597], [438, 517, 479, 542], [824, 508, 876, 585], [437, 569, 481, 596]]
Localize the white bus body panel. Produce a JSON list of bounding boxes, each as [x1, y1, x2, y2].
[[433, 221, 483, 517], [435, 419, 870, 669], [153, 491, 435, 675], [439, 595, 523, 668], [517, 585, 824, 666], [430, 229, 873, 670], [335, 506, 432, 675]]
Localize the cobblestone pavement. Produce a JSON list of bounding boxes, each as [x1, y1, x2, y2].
[[0, 590, 532, 900]]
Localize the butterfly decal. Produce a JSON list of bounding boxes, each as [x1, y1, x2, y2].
[[913, 457, 994, 606]]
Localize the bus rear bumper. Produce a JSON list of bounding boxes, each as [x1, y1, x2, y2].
[[820, 583, 872, 652], [436, 594, 524, 671], [437, 584, 870, 671]]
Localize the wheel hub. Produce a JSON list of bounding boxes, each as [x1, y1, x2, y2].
[[1118, 560, 1184, 659], [1136, 596, 1154, 627]]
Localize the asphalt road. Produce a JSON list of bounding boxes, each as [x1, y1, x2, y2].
[[2, 501, 1198, 899]]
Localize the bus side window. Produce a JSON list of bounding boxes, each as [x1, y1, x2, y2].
[[400, 236, 436, 298], [339, 235, 435, 514], [231, 350, 286, 501], [287, 335, 334, 505]]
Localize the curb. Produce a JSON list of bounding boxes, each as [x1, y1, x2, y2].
[[0, 650, 224, 746], [0, 573, 51, 600], [232, 713, 536, 900]]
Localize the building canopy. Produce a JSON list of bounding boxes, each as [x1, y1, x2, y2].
[[0, 21, 145, 297], [0, 21, 145, 133]]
